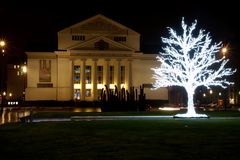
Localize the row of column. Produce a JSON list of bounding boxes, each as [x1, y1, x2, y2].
[[79, 58, 132, 101]]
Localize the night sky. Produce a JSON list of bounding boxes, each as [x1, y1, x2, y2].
[[0, 0, 239, 68]]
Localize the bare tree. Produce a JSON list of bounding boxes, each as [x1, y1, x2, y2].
[[152, 18, 236, 117]]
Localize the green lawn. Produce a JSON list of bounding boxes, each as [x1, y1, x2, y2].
[[1, 118, 240, 160]]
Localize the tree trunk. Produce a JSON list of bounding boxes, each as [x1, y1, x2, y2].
[[186, 89, 196, 115], [174, 87, 208, 118]]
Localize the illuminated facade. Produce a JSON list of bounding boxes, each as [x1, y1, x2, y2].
[[25, 14, 168, 101]]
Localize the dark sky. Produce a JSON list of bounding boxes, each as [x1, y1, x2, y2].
[[0, 0, 239, 65]]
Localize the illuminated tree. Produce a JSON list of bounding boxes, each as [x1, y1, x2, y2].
[[152, 18, 236, 118]]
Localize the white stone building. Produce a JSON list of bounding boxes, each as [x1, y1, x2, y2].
[[25, 14, 168, 102]]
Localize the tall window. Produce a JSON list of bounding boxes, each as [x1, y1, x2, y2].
[[110, 66, 114, 84], [73, 66, 80, 83], [85, 66, 91, 84], [120, 66, 125, 84], [73, 65, 81, 100], [97, 66, 103, 84]]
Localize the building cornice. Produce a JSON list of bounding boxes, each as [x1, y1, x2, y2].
[[26, 52, 56, 59]]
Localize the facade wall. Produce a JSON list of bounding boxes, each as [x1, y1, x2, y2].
[[25, 55, 57, 100], [71, 58, 131, 101], [25, 14, 168, 102], [132, 59, 168, 100], [58, 32, 140, 51], [57, 57, 72, 100], [25, 88, 56, 100], [57, 14, 140, 51], [127, 35, 140, 51]]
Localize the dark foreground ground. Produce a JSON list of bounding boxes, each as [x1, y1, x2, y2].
[[0, 111, 240, 160]]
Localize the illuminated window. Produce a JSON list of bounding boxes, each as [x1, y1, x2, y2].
[[85, 66, 91, 84], [86, 89, 91, 97], [110, 66, 114, 84], [97, 66, 103, 84], [74, 89, 80, 100], [120, 66, 125, 84], [73, 66, 80, 83]]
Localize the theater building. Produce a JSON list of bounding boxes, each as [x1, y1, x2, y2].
[[25, 14, 168, 102]]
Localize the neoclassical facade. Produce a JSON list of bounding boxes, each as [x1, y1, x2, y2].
[[25, 14, 168, 101]]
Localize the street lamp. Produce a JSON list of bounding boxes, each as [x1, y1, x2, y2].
[[0, 40, 6, 112], [22, 63, 27, 101], [221, 45, 230, 110], [209, 89, 213, 105], [22, 65, 27, 73], [0, 40, 6, 55], [221, 47, 227, 58]]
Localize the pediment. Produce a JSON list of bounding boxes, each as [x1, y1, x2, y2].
[[68, 36, 135, 51], [59, 14, 139, 35], [73, 17, 125, 34]]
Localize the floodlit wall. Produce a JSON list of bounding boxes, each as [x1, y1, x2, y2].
[[25, 52, 57, 100], [132, 59, 168, 100]]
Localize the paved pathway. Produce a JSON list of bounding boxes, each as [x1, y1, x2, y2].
[[71, 115, 173, 121], [27, 116, 240, 123]]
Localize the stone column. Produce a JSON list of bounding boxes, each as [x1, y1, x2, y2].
[[105, 59, 110, 88], [80, 58, 86, 101], [127, 60, 133, 90], [69, 60, 73, 100], [92, 58, 98, 101], [116, 59, 121, 90]]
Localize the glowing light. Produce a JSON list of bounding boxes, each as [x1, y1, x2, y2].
[[97, 84, 104, 89], [221, 47, 227, 56], [209, 90, 213, 94], [121, 84, 125, 88], [85, 84, 92, 89], [0, 40, 6, 54], [74, 84, 81, 89], [22, 66, 27, 73], [174, 113, 209, 118], [152, 17, 236, 118], [158, 107, 180, 111], [0, 40, 5, 47], [109, 84, 115, 89], [229, 98, 234, 104]]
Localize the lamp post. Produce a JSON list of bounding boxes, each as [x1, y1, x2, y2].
[[0, 40, 6, 113], [22, 64, 27, 101], [209, 89, 213, 103], [221, 46, 228, 110]]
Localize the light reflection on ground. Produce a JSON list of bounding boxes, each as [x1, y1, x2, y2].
[[1, 108, 30, 124], [0, 107, 101, 125]]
